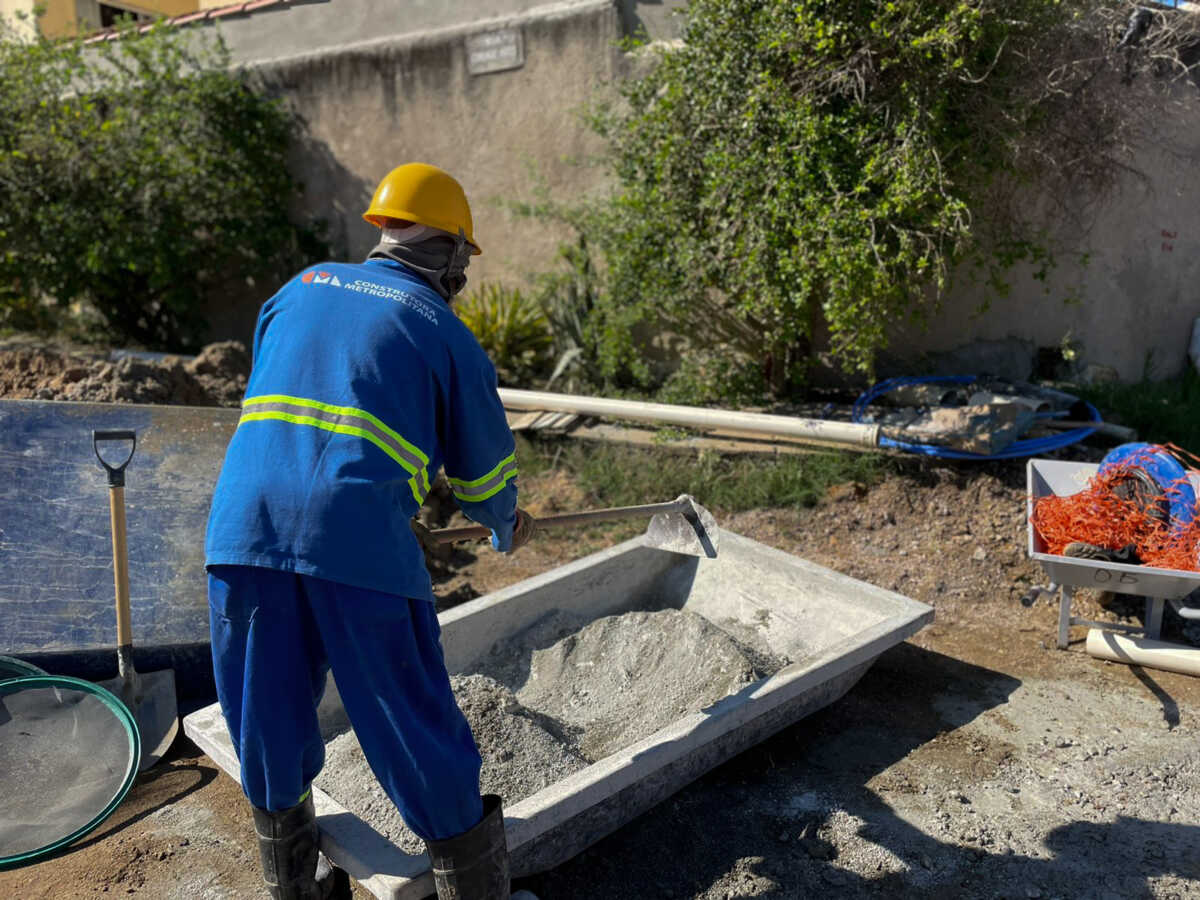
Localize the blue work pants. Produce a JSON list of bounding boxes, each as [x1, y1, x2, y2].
[[207, 565, 483, 842]]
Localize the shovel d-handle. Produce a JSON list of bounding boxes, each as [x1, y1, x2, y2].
[[93, 429, 136, 487], [94, 430, 137, 681]]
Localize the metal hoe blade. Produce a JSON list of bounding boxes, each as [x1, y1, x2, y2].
[[645, 494, 720, 558], [427, 493, 720, 557]]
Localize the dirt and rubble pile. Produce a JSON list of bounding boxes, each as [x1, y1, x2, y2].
[[0, 341, 250, 407]]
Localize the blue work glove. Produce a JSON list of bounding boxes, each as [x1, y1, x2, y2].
[[492, 508, 536, 553]]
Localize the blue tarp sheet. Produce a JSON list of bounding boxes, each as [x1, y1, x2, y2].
[[0, 400, 238, 656]]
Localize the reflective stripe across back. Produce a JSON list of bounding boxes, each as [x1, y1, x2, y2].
[[239, 395, 432, 503]]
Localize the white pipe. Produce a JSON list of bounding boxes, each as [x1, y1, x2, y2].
[[1086, 629, 1200, 678], [498, 388, 881, 451], [1169, 597, 1200, 621]]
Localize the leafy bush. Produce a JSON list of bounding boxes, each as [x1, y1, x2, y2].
[[655, 348, 769, 407], [533, 235, 605, 391], [455, 282, 553, 385], [565, 0, 1196, 395], [0, 17, 326, 348]]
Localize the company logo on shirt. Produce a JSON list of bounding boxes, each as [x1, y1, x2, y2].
[[298, 268, 440, 324], [301, 270, 342, 287], [342, 280, 440, 324]]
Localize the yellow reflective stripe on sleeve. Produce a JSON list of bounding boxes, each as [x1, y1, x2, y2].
[[238, 395, 432, 504], [447, 452, 518, 503]]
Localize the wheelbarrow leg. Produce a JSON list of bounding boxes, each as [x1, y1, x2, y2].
[[1057, 585, 1074, 649], [1145, 597, 1165, 641]]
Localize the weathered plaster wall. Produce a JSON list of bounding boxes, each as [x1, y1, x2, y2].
[[203, 0, 624, 342], [206, 0, 611, 66], [616, 0, 687, 41], [889, 91, 1200, 383]]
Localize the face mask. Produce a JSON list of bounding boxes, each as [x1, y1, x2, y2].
[[367, 226, 472, 300]]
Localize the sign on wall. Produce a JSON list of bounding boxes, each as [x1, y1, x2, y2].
[[466, 28, 525, 75]]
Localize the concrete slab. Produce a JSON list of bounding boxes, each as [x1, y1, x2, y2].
[[184, 527, 933, 900]]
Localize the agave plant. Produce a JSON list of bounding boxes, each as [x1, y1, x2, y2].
[[536, 235, 599, 391], [455, 283, 553, 385]]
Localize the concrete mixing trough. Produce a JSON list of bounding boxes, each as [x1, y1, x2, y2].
[[184, 526, 932, 900]]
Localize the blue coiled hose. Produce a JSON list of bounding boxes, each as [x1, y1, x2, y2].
[[852, 375, 1101, 460]]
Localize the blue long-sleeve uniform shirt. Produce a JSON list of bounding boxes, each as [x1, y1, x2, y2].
[[204, 258, 519, 602]]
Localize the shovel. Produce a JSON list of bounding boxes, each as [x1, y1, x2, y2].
[[428, 493, 719, 558], [93, 430, 179, 771]]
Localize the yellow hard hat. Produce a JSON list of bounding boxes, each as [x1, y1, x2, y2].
[[363, 162, 481, 255]]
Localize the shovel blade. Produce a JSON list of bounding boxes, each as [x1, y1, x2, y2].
[[100, 667, 179, 771], [645, 496, 720, 558]]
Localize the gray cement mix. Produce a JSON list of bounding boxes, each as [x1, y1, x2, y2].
[[317, 673, 588, 854], [512, 609, 763, 761], [315, 608, 785, 849]]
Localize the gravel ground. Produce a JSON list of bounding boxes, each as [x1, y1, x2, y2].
[[526, 643, 1200, 900], [2, 344, 1198, 898], [521, 462, 1200, 900]]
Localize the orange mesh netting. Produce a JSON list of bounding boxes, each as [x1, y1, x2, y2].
[[1031, 444, 1200, 572]]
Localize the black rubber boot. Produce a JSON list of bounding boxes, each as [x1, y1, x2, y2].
[[1063, 541, 1142, 564], [252, 793, 351, 900], [424, 794, 516, 900]]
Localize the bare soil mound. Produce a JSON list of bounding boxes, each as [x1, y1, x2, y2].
[[0, 341, 249, 407]]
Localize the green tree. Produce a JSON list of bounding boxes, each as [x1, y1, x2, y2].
[[0, 16, 325, 348], [572, 0, 1185, 395]]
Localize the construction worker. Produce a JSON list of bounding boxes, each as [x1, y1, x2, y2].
[[205, 162, 537, 900]]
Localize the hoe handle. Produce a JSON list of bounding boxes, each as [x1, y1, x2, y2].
[[431, 498, 689, 543]]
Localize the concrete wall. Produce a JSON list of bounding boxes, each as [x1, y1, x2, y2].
[[209, 0, 599, 66], [202, 0, 625, 342], [1, 0, 199, 38], [200, 0, 687, 66], [0, 0, 36, 38], [889, 88, 1200, 383], [616, 0, 687, 41]]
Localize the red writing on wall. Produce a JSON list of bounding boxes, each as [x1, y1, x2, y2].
[[1162, 229, 1177, 252]]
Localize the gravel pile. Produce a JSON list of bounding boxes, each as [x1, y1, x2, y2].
[[317, 608, 781, 847], [318, 673, 589, 853], [514, 609, 761, 761]]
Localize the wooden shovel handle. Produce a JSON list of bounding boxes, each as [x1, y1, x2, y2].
[[95, 429, 137, 677], [108, 485, 133, 651]]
